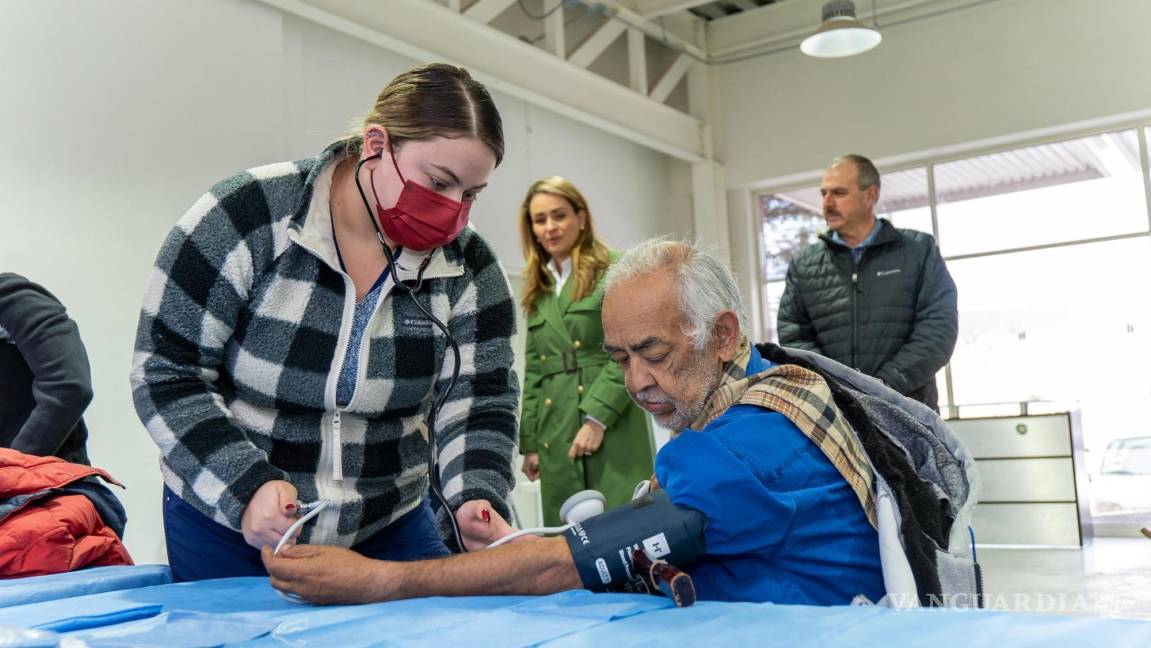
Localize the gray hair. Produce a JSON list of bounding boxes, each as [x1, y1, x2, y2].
[[603, 238, 746, 351], [829, 153, 881, 191]]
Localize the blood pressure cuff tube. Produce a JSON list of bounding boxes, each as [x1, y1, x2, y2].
[[563, 490, 707, 592]]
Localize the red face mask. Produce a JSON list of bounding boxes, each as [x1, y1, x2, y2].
[[370, 147, 472, 251]]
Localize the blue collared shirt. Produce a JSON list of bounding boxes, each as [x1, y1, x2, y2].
[[831, 219, 882, 264], [655, 346, 885, 605]]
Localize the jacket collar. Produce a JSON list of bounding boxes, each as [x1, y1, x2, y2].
[[687, 337, 755, 432], [532, 286, 573, 341], [819, 218, 899, 250]]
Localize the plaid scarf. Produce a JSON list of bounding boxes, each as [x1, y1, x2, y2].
[[690, 338, 878, 529]]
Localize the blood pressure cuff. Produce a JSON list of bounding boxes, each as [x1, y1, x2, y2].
[[563, 490, 707, 591]]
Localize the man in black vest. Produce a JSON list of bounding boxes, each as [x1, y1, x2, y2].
[[777, 154, 958, 411], [0, 273, 92, 465]]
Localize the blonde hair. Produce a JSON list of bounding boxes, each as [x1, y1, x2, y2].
[[344, 63, 504, 164], [518, 176, 611, 314]]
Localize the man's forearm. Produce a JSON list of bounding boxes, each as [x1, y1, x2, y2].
[[392, 537, 581, 598]]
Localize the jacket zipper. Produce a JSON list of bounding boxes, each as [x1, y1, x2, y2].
[[316, 266, 395, 542], [286, 227, 438, 545], [331, 409, 343, 481], [286, 233, 358, 545], [312, 275, 355, 545], [851, 260, 860, 371], [310, 410, 341, 545]]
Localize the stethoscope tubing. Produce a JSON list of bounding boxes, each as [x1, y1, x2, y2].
[[353, 152, 466, 552]]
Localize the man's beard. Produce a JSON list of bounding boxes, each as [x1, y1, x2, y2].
[[635, 351, 721, 434]]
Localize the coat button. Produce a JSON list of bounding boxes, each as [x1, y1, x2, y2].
[[540, 354, 547, 361], [573, 340, 581, 349], [578, 385, 584, 394], [544, 442, 550, 449], [544, 399, 552, 406]]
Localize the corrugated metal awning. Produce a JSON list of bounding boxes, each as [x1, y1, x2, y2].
[[770, 130, 1141, 215]]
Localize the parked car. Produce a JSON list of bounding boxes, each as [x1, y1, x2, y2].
[[1091, 435, 1151, 514]]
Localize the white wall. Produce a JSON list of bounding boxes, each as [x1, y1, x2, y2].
[[715, 0, 1151, 188], [0, 0, 686, 565]]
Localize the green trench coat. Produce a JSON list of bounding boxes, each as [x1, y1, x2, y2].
[[519, 263, 654, 526]]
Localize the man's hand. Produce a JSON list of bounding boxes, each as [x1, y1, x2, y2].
[[262, 544, 391, 605], [241, 480, 298, 550], [567, 420, 605, 460], [456, 499, 519, 551], [521, 452, 541, 481]]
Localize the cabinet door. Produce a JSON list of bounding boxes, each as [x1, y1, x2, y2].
[[950, 415, 1071, 458], [972, 503, 1081, 546], [976, 458, 1077, 502]]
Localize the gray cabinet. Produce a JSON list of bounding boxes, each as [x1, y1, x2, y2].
[[949, 412, 1092, 547]]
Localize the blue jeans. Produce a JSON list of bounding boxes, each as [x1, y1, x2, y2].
[[162, 486, 450, 582]]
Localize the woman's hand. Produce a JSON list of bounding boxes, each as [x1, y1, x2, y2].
[[263, 544, 392, 605], [521, 452, 541, 481], [456, 499, 518, 551], [241, 479, 299, 550], [568, 419, 605, 460]]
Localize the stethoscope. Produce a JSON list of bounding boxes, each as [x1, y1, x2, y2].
[[335, 151, 464, 552]]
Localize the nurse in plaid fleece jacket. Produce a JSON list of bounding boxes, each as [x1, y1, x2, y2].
[[131, 64, 519, 581]]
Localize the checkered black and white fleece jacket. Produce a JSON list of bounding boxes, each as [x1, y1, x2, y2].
[[131, 141, 519, 547]]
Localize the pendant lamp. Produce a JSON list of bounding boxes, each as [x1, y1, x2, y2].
[[800, 0, 882, 58]]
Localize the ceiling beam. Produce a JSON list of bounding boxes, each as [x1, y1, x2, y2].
[[464, 0, 517, 24], [596, 0, 709, 60], [628, 0, 717, 19], [696, 5, 726, 19], [543, 0, 566, 58], [256, 0, 706, 162], [649, 52, 693, 103], [568, 19, 628, 68], [627, 28, 648, 93]]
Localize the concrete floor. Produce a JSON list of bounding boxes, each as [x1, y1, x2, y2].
[[979, 537, 1151, 620]]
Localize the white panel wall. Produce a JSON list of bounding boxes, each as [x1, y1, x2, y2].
[[0, 0, 683, 565], [0, 0, 289, 569], [716, 0, 1151, 188]]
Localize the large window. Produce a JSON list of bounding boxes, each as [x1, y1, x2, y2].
[[759, 194, 821, 342], [935, 131, 1146, 257], [758, 126, 1151, 530], [946, 238, 1151, 425]]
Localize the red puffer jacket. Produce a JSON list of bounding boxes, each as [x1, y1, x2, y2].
[[0, 449, 133, 577]]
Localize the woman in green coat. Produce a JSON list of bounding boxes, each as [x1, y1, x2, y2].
[[517, 176, 654, 526]]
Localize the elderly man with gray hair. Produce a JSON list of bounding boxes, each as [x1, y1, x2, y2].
[[595, 238, 884, 603], [265, 239, 972, 608]]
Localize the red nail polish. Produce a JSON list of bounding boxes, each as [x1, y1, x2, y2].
[[481, 509, 491, 523]]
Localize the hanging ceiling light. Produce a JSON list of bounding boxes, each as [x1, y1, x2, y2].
[[800, 0, 882, 59]]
